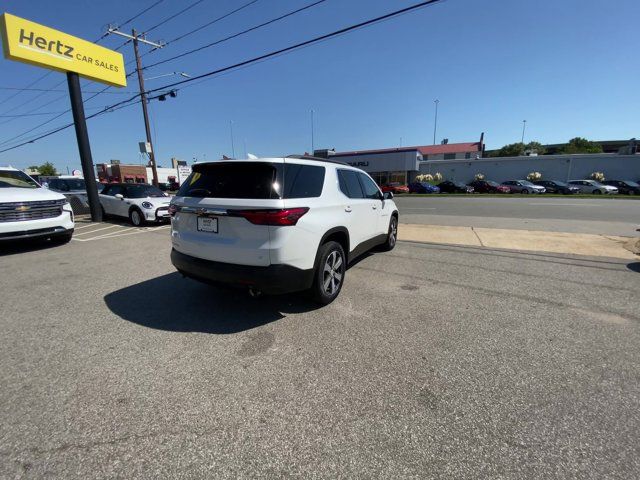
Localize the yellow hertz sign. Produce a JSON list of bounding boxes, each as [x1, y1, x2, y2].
[[0, 13, 126, 87]]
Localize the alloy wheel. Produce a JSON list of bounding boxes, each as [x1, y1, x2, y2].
[[323, 250, 344, 296]]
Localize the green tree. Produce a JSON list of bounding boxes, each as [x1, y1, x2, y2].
[[493, 142, 525, 157], [524, 141, 546, 155], [559, 137, 603, 154], [36, 162, 58, 176]]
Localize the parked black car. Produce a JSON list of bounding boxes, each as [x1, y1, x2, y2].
[[602, 180, 640, 195], [534, 180, 580, 194], [438, 180, 474, 193]]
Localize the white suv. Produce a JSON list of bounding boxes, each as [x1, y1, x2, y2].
[[0, 166, 74, 243], [169, 156, 399, 304]]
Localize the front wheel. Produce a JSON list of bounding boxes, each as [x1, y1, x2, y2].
[[593, 189, 602, 195], [129, 208, 144, 226], [310, 241, 346, 305], [521, 189, 529, 194]]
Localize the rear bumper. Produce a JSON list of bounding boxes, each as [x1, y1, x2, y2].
[[171, 248, 314, 294]]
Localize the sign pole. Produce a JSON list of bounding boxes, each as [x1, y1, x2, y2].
[[66, 72, 102, 222]]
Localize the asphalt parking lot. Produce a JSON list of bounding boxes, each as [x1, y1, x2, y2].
[[395, 196, 640, 236], [1, 220, 640, 478]]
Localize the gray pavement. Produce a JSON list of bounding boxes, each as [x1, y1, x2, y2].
[[395, 196, 640, 236], [1, 228, 640, 478]]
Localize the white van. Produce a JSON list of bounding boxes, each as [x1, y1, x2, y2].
[[0, 166, 74, 243]]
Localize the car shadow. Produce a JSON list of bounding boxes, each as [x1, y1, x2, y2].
[[627, 262, 640, 273], [104, 272, 321, 334], [0, 237, 68, 257]]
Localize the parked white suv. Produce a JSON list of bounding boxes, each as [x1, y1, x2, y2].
[[169, 156, 399, 304], [0, 166, 74, 243]]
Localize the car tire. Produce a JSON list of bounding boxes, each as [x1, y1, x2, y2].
[[521, 189, 529, 194], [380, 215, 398, 252], [100, 205, 107, 219], [129, 208, 144, 226], [310, 241, 346, 305], [593, 189, 602, 195]]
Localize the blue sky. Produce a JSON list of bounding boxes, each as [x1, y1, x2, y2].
[[0, 0, 638, 172]]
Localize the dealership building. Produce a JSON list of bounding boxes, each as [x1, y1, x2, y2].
[[315, 141, 484, 185], [315, 139, 640, 184]]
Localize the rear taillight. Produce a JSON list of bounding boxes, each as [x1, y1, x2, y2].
[[229, 208, 309, 226], [168, 204, 178, 217]]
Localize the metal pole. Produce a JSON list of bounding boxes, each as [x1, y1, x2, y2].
[[230, 120, 235, 158], [66, 72, 102, 222], [133, 29, 159, 186], [433, 99, 439, 145], [521, 120, 527, 144], [310, 109, 315, 153]]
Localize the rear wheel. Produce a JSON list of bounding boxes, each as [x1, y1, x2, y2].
[[129, 208, 144, 226], [380, 215, 398, 252], [310, 241, 346, 305]]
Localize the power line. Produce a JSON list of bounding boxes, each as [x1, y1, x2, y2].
[[161, 0, 260, 46], [0, 86, 136, 94], [0, 0, 445, 154], [143, 0, 207, 34], [113, 0, 166, 30], [145, 0, 444, 96], [0, 72, 53, 107], [143, 0, 326, 71]]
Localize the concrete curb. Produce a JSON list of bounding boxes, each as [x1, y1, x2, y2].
[[398, 223, 637, 260]]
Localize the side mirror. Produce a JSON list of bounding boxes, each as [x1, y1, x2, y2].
[[115, 193, 124, 200], [383, 191, 394, 200]]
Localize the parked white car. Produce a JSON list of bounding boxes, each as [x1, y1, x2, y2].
[[501, 180, 546, 194], [99, 183, 171, 225], [568, 180, 619, 195], [0, 166, 74, 243], [169, 156, 399, 304]]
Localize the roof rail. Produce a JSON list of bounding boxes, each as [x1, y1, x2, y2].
[[285, 154, 348, 166]]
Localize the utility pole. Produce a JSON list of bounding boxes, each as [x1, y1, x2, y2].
[[521, 120, 527, 144], [433, 99, 439, 145], [107, 27, 164, 186]]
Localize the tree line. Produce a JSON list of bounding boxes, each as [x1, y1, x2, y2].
[[489, 137, 603, 157]]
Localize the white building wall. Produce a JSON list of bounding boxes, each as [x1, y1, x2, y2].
[[418, 154, 640, 183], [146, 167, 179, 183]]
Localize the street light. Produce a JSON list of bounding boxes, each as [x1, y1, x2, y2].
[[521, 120, 527, 144], [433, 99, 440, 145], [144, 72, 191, 81], [310, 109, 315, 154]]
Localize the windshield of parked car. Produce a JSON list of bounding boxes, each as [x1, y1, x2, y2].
[[0, 170, 39, 188], [520, 180, 535, 186], [454, 182, 466, 187], [553, 181, 568, 186], [623, 180, 639, 187], [125, 185, 167, 198], [486, 181, 499, 186], [58, 178, 88, 191]]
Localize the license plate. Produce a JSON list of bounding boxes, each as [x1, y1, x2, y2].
[[197, 216, 218, 233]]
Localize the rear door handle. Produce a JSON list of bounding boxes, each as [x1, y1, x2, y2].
[[345, 206, 352, 213]]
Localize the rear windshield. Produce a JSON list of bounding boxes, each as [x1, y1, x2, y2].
[[178, 162, 325, 199]]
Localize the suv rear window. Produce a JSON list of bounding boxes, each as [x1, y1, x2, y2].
[[177, 162, 325, 199], [283, 164, 325, 198]]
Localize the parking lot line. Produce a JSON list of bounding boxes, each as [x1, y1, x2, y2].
[[73, 224, 124, 236]]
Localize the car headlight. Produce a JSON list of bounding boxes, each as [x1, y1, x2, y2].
[[141, 201, 153, 209]]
